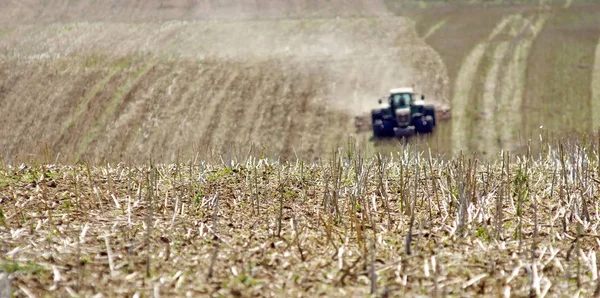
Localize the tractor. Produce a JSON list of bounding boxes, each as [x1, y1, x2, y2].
[[370, 87, 436, 138]]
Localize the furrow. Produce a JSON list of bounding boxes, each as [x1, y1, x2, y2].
[[500, 15, 548, 151], [451, 14, 516, 154], [478, 41, 509, 156], [75, 60, 157, 160], [60, 58, 131, 135], [197, 69, 240, 152]]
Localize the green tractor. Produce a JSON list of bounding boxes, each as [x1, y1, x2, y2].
[[370, 87, 436, 138]]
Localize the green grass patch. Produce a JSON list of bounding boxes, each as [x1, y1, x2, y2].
[[75, 57, 155, 160], [1, 260, 47, 275], [62, 55, 134, 133], [0, 27, 14, 37]]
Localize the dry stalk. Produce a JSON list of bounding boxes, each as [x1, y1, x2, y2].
[[400, 155, 407, 215], [560, 144, 573, 217], [74, 169, 80, 213], [77, 223, 85, 293], [496, 151, 506, 240], [207, 193, 220, 280], [0, 273, 11, 298], [577, 223, 582, 288], [427, 149, 441, 213], [254, 159, 259, 216], [277, 168, 283, 238], [423, 156, 432, 222], [376, 153, 392, 230], [145, 165, 155, 278], [86, 163, 103, 212], [457, 154, 469, 236], [331, 150, 343, 222], [105, 235, 114, 273], [370, 238, 376, 295], [318, 213, 338, 251], [515, 164, 526, 252], [405, 154, 418, 255], [292, 215, 305, 262]]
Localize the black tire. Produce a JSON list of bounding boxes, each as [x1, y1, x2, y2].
[[371, 109, 382, 123], [414, 115, 434, 134], [424, 106, 436, 127], [373, 119, 395, 137], [422, 116, 434, 133]]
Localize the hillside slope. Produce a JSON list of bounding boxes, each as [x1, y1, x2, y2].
[[0, 3, 449, 163], [393, 1, 600, 156], [0, 0, 391, 25]]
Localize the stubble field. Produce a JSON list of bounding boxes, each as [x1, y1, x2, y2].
[[2, 0, 600, 297], [2, 140, 600, 297]]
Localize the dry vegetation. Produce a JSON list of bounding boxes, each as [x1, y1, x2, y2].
[[2, 140, 600, 297], [0, 11, 448, 163], [3, 2, 600, 296]]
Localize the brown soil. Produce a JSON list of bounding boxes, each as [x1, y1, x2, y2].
[[0, 2, 449, 163]]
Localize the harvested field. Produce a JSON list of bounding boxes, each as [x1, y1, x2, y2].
[[0, 15, 449, 163], [3, 0, 600, 297], [2, 142, 600, 296]]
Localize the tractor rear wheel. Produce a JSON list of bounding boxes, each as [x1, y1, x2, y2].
[[422, 116, 434, 133]]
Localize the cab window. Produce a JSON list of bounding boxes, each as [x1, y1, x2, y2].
[[391, 93, 412, 108]]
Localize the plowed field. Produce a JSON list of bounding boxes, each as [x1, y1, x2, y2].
[[0, 1, 449, 163]]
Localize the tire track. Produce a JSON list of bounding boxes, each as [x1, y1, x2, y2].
[[593, 32, 600, 132], [477, 41, 509, 155], [451, 14, 547, 155], [191, 64, 231, 148], [499, 15, 548, 151], [151, 63, 214, 156], [210, 68, 249, 156], [221, 66, 256, 150], [473, 14, 548, 154], [422, 19, 448, 40], [238, 66, 270, 149], [451, 16, 513, 154], [476, 15, 532, 155]]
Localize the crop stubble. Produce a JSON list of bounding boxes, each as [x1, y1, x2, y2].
[[1, 144, 600, 296]]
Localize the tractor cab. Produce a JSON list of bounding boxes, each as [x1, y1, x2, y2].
[[388, 88, 415, 127]]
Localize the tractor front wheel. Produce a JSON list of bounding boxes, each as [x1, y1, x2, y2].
[[415, 116, 434, 134]]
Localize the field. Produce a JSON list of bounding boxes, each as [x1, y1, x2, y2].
[[2, 140, 600, 297], [397, 0, 600, 156], [2, 0, 600, 297], [0, 0, 449, 164]]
